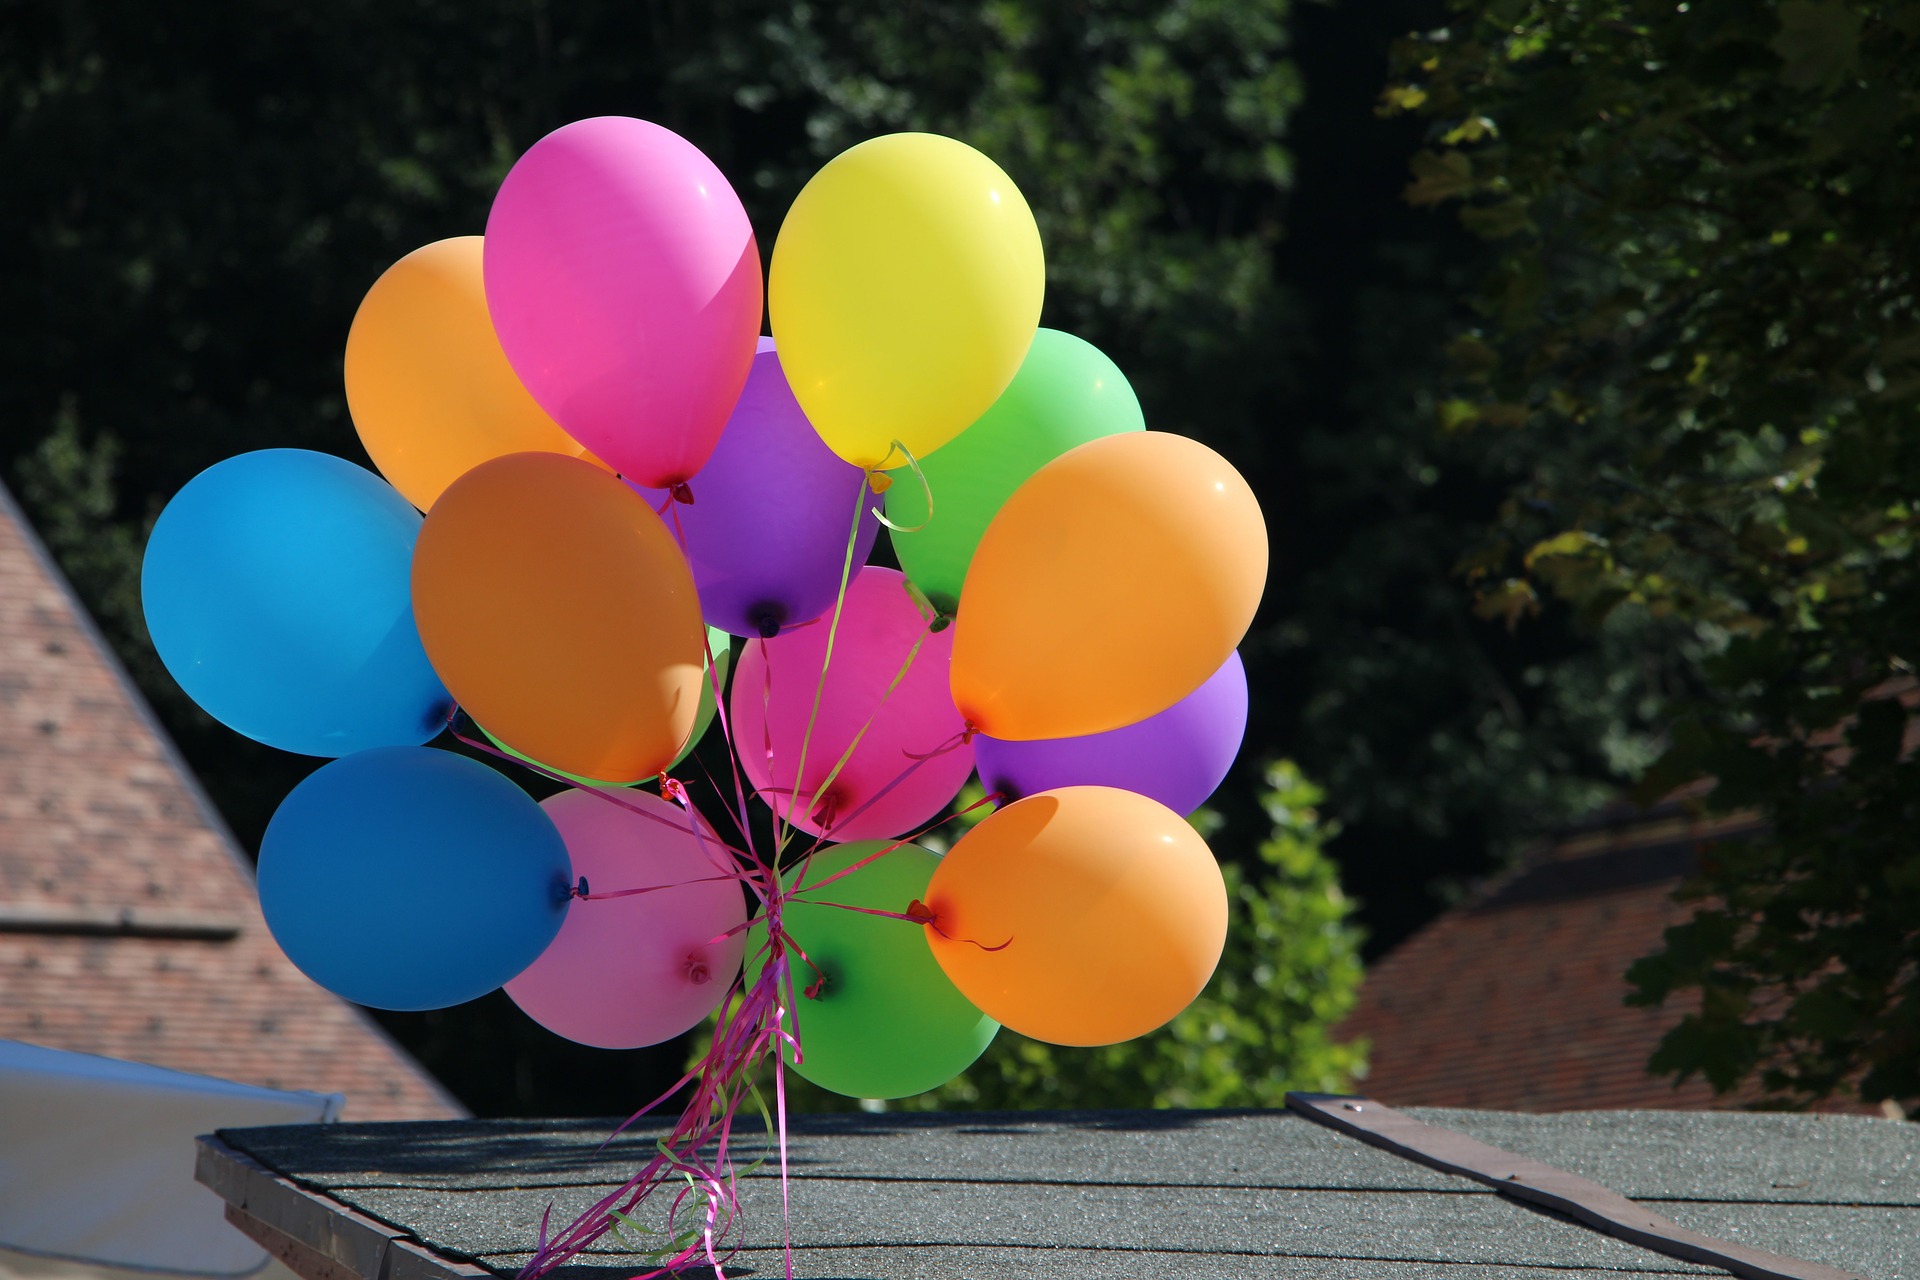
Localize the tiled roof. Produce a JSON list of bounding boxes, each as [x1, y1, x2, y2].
[[1340, 805, 1766, 1112], [0, 481, 461, 1119]]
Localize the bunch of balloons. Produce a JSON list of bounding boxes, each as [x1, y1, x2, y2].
[[141, 115, 1266, 1269]]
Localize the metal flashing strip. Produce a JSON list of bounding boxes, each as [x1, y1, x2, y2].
[[1284, 1092, 1863, 1280]]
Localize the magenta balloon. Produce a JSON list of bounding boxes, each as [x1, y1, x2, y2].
[[731, 567, 973, 841], [484, 117, 763, 488], [636, 339, 880, 638], [504, 789, 745, 1049], [973, 650, 1248, 816]]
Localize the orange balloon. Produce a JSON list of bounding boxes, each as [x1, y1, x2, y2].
[[924, 786, 1226, 1046], [411, 453, 704, 781], [950, 431, 1267, 740], [345, 237, 599, 511]]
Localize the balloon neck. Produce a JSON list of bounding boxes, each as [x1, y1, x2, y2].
[[668, 481, 696, 505], [569, 875, 591, 901], [929, 612, 953, 634], [905, 898, 938, 927], [749, 604, 786, 639], [684, 954, 711, 986], [960, 721, 978, 744], [808, 788, 841, 832], [865, 469, 893, 494]]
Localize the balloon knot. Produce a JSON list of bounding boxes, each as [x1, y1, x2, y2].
[[910, 899, 1011, 952], [929, 612, 953, 633], [684, 955, 711, 986], [668, 481, 695, 505], [660, 776, 691, 808], [749, 603, 786, 639], [809, 789, 841, 832], [803, 975, 827, 1001], [866, 470, 893, 494], [571, 876, 591, 901], [961, 722, 978, 744]]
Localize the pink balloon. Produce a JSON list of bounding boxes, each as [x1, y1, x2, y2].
[[732, 567, 974, 842], [504, 789, 745, 1049], [484, 117, 763, 488]]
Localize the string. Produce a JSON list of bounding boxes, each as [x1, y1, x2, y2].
[[868, 438, 934, 534], [515, 453, 1017, 1280], [797, 614, 933, 836], [770, 475, 872, 859], [667, 500, 760, 866]]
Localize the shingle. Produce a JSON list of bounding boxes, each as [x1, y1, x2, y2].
[[1418, 1108, 1920, 1206], [1655, 1203, 1918, 1280], [1340, 829, 1753, 1112], [484, 1246, 1695, 1280], [336, 1180, 1716, 1273], [221, 1113, 1758, 1276], [215, 1105, 1917, 1277], [227, 1111, 1473, 1195]]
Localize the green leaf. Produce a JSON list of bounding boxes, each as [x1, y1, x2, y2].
[[1459, 199, 1533, 240], [1377, 83, 1428, 114], [1403, 148, 1476, 205]]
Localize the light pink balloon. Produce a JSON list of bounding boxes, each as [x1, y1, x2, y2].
[[484, 117, 763, 488], [505, 789, 745, 1049], [732, 567, 974, 842]]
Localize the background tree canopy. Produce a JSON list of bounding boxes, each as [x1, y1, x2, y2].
[[1390, 0, 1920, 1107], [1, 0, 1792, 1113]]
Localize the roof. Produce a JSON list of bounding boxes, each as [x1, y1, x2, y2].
[[197, 1101, 1919, 1278], [1339, 801, 1781, 1112], [0, 480, 460, 1120]]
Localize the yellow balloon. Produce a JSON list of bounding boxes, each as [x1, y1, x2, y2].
[[345, 237, 598, 511], [769, 133, 1045, 470]]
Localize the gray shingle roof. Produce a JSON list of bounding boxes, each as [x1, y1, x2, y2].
[[206, 1105, 1918, 1279]]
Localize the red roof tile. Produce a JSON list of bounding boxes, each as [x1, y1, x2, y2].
[[1339, 809, 1761, 1112], [0, 482, 461, 1119]]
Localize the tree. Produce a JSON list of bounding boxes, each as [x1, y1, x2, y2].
[[1389, 0, 1920, 1107], [1251, 0, 1687, 952], [3, 0, 1705, 1115], [3, 0, 1347, 1113]]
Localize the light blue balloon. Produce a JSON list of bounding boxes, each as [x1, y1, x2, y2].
[[258, 747, 572, 1011], [141, 449, 451, 756]]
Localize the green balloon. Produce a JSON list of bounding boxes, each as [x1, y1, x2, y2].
[[886, 328, 1146, 612], [482, 627, 732, 786], [746, 841, 997, 1099]]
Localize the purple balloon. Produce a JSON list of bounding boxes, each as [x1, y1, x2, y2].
[[973, 651, 1248, 815], [637, 339, 879, 638]]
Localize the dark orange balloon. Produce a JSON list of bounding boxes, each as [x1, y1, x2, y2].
[[923, 786, 1227, 1047], [949, 431, 1267, 741], [411, 453, 704, 781]]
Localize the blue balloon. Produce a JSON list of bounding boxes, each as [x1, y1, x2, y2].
[[141, 449, 451, 756], [258, 747, 572, 1011]]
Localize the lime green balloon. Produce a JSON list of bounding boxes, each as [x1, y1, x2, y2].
[[483, 627, 732, 785], [886, 329, 1145, 612], [747, 841, 997, 1099]]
